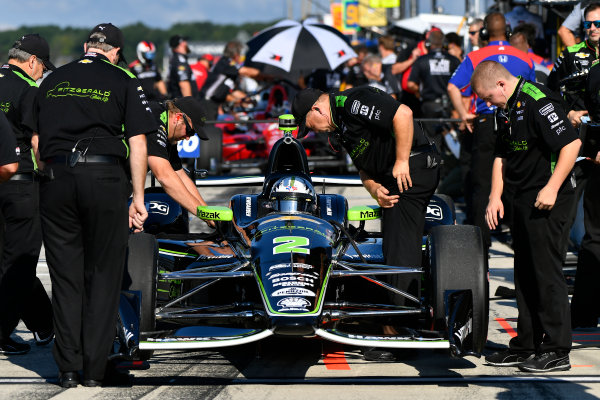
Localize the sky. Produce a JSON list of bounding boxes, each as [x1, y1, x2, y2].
[[0, 0, 468, 31]]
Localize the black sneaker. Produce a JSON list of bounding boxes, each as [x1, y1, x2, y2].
[[518, 352, 571, 372], [485, 349, 532, 366], [0, 338, 31, 355], [33, 328, 54, 346]]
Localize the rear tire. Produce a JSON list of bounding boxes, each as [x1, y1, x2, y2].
[[198, 126, 223, 174], [122, 233, 158, 361], [428, 225, 488, 354]]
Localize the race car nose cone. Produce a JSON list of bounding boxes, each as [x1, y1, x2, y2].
[[271, 317, 316, 337]]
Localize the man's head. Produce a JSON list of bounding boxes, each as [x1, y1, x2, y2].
[[471, 60, 518, 109], [85, 23, 125, 64], [361, 54, 383, 81], [509, 32, 529, 54], [353, 43, 369, 63], [584, 3, 600, 45], [169, 34, 190, 55], [166, 97, 209, 143], [200, 53, 214, 68], [445, 32, 463, 58], [427, 30, 445, 50], [483, 13, 509, 42], [468, 18, 484, 46], [291, 88, 333, 138], [511, 23, 536, 52], [8, 34, 55, 80], [377, 35, 396, 57], [223, 41, 244, 63]]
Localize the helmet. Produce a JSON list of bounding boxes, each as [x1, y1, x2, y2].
[[269, 176, 316, 213], [136, 41, 156, 63]]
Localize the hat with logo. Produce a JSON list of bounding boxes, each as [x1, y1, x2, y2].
[[12, 34, 56, 71], [291, 88, 324, 138], [173, 97, 209, 140], [86, 23, 126, 63], [169, 35, 189, 49]]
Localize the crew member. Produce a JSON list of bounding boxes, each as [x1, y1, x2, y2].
[[0, 34, 55, 355], [448, 12, 536, 250], [147, 97, 211, 215], [33, 23, 155, 388], [167, 34, 197, 98], [570, 58, 600, 328], [474, 61, 580, 372], [128, 41, 167, 101], [407, 30, 461, 149], [360, 54, 401, 98], [201, 40, 259, 120], [292, 86, 440, 361]]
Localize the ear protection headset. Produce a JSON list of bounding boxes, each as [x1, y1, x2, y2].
[[479, 16, 512, 42], [424, 27, 448, 50]]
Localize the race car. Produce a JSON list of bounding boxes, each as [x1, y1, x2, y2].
[[114, 116, 488, 364]]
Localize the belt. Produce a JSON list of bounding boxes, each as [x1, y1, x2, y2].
[[9, 172, 38, 182], [410, 143, 437, 157], [45, 155, 123, 165]]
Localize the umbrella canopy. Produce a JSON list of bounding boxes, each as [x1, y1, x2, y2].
[[246, 19, 357, 73]]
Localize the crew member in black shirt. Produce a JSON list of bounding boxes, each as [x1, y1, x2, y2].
[[473, 61, 580, 372], [167, 35, 197, 98], [0, 34, 55, 355], [292, 87, 440, 361], [147, 97, 211, 215], [407, 30, 460, 149], [33, 23, 155, 388], [0, 113, 18, 182]]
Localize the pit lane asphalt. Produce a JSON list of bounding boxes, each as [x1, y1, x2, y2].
[[1, 183, 599, 400]]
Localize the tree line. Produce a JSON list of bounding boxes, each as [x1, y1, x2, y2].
[[0, 21, 275, 66]]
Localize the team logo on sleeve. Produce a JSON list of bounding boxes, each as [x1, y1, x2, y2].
[[351, 100, 361, 114], [539, 103, 554, 116]]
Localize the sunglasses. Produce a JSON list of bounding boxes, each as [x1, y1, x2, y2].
[[182, 115, 195, 137], [468, 30, 479, 35], [584, 20, 600, 29]]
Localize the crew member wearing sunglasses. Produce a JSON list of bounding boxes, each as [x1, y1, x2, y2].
[[548, 2, 600, 125], [146, 97, 212, 220], [468, 18, 484, 51]]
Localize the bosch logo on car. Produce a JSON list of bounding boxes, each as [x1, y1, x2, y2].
[[148, 201, 169, 215]]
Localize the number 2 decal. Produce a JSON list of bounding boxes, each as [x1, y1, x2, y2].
[[273, 236, 310, 255]]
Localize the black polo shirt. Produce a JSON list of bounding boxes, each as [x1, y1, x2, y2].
[[0, 64, 39, 172], [168, 53, 198, 98], [201, 56, 239, 103], [329, 86, 429, 181], [408, 49, 460, 102], [34, 52, 157, 160], [146, 102, 182, 171], [495, 78, 579, 194], [0, 112, 18, 167]]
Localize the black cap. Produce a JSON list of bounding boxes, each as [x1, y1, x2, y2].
[[291, 88, 323, 138], [86, 23, 126, 63], [173, 97, 209, 140], [12, 34, 55, 71], [169, 35, 189, 49]]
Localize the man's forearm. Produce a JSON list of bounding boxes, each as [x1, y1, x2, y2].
[[448, 83, 468, 120], [546, 139, 582, 191], [179, 80, 192, 97], [150, 157, 202, 214], [128, 134, 148, 202], [489, 157, 505, 200], [176, 168, 207, 207]]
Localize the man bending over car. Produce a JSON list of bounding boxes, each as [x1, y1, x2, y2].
[[147, 97, 211, 217]]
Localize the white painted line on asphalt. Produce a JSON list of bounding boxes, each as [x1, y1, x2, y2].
[[223, 376, 600, 384]]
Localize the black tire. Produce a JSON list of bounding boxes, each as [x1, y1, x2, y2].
[[198, 126, 223, 174], [428, 225, 488, 354], [122, 233, 158, 361]]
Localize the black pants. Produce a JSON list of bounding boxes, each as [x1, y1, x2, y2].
[[571, 163, 600, 327], [0, 179, 52, 340], [40, 163, 129, 380], [382, 151, 441, 267], [471, 115, 496, 248], [509, 189, 574, 354]]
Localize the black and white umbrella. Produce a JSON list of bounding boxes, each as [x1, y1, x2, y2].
[[246, 19, 357, 73]]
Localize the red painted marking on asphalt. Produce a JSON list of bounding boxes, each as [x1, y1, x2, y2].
[[495, 318, 517, 338], [323, 343, 351, 370]]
